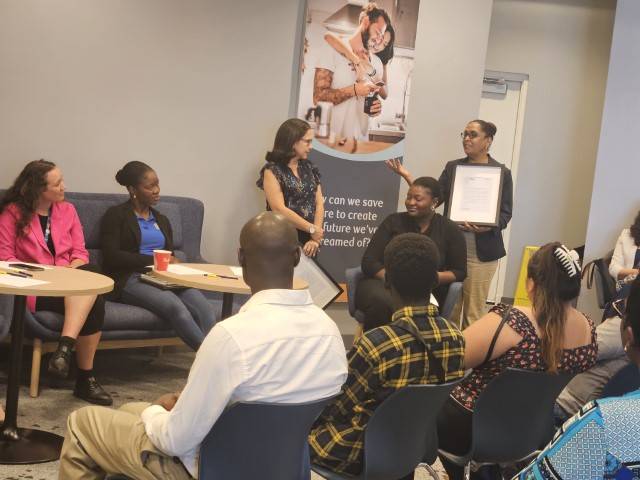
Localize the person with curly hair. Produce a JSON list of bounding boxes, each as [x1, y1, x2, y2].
[[0, 160, 111, 405]]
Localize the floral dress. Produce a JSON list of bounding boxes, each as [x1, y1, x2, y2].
[[257, 160, 321, 242], [452, 303, 598, 411]]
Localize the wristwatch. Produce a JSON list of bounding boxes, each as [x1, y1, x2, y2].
[[309, 225, 316, 235]]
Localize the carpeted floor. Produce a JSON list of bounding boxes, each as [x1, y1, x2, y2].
[[0, 329, 446, 479]]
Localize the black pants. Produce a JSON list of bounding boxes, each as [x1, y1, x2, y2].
[[437, 396, 473, 480], [35, 263, 105, 336], [355, 277, 450, 331]]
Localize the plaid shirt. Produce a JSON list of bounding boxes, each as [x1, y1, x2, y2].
[[308, 305, 465, 475]]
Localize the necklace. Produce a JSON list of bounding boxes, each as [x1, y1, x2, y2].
[[42, 208, 52, 243]]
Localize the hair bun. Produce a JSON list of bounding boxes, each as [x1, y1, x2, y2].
[[115, 169, 127, 186], [553, 245, 581, 278]]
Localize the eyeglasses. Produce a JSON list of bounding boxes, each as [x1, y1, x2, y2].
[[460, 131, 481, 139]]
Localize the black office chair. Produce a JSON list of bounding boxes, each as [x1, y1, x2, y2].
[[107, 397, 334, 480], [600, 362, 640, 398], [312, 379, 464, 480], [199, 397, 334, 480], [438, 368, 574, 479], [583, 251, 616, 310]]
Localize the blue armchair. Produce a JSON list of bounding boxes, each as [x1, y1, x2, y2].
[[0, 191, 246, 397]]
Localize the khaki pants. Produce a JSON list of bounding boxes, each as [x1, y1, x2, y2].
[[60, 402, 192, 480], [451, 233, 498, 329]]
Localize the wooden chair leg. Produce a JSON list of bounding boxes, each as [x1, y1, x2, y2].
[[30, 338, 43, 398], [157, 346, 164, 357]]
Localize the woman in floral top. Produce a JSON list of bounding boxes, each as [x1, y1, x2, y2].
[[257, 118, 324, 257], [437, 243, 598, 480]]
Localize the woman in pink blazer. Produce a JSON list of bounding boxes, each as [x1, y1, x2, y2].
[[0, 160, 111, 406]]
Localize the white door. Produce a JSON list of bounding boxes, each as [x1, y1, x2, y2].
[[479, 71, 528, 304]]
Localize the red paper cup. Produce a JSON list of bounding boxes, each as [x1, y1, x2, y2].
[[153, 250, 171, 271]]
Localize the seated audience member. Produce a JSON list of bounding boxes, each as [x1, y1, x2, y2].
[[309, 233, 466, 477], [59, 212, 348, 479], [555, 310, 628, 423], [437, 243, 598, 480], [0, 160, 111, 405], [100, 161, 216, 351], [555, 215, 640, 421], [357, 177, 466, 330], [516, 276, 640, 480], [606, 211, 640, 316]]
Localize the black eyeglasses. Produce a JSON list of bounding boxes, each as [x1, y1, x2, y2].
[[460, 131, 481, 139]]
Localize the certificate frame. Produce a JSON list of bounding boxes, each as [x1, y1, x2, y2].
[[294, 254, 343, 310], [447, 164, 504, 227]]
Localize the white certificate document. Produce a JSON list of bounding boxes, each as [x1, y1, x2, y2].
[[448, 165, 503, 226], [294, 255, 343, 309]]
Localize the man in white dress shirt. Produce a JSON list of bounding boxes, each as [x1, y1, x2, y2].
[[59, 212, 348, 479]]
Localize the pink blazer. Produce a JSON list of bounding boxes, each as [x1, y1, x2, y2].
[[0, 201, 89, 311]]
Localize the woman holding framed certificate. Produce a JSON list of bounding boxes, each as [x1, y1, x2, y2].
[[387, 119, 513, 328]]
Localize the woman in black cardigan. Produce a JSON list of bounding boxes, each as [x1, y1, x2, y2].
[[100, 161, 216, 350], [355, 177, 467, 331]]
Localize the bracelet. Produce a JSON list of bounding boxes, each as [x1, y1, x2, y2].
[[353, 84, 357, 97]]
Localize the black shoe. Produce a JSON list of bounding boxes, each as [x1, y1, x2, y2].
[[74, 376, 113, 406], [48, 343, 73, 379]]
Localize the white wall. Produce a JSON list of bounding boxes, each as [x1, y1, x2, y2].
[[484, 0, 615, 299], [579, 0, 640, 319], [402, 0, 494, 196], [0, 0, 302, 263]]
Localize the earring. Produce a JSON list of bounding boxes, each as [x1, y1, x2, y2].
[[133, 194, 137, 199]]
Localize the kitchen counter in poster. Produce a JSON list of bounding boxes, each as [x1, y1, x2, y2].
[[317, 137, 396, 155]]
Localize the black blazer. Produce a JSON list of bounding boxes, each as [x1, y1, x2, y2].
[[100, 201, 174, 299], [438, 156, 513, 262]]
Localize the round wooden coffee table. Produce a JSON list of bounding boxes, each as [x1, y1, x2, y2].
[[152, 264, 307, 319], [0, 265, 113, 464]]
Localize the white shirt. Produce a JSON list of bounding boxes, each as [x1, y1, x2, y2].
[[141, 288, 348, 478], [316, 42, 383, 140], [609, 228, 639, 279]]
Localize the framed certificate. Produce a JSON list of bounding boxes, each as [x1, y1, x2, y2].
[[294, 254, 343, 309], [447, 165, 504, 227]]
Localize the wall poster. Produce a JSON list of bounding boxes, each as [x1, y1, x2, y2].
[[296, 0, 421, 281]]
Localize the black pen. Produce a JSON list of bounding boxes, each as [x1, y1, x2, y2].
[[7, 272, 29, 278], [11, 269, 32, 277], [203, 273, 239, 280]]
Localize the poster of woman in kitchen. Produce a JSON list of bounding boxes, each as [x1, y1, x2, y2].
[[297, 0, 421, 156]]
